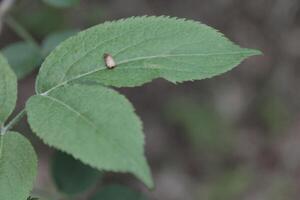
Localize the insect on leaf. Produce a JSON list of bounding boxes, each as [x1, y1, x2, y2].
[[104, 53, 117, 69]]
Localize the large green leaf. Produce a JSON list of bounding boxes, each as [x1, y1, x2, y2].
[[51, 151, 101, 195], [1, 42, 42, 79], [26, 84, 153, 188], [90, 185, 147, 200], [0, 132, 37, 200], [35, 16, 260, 94], [0, 54, 17, 125], [42, 0, 80, 8]]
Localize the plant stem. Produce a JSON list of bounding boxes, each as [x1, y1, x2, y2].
[[0, 0, 15, 34], [32, 188, 63, 200], [0, 127, 4, 136], [5, 16, 40, 50], [1, 109, 26, 135], [0, 0, 15, 17]]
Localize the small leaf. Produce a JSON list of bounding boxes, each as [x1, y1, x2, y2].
[[90, 185, 147, 200], [51, 151, 102, 195], [26, 84, 153, 188], [0, 54, 17, 124], [0, 132, 38, 200], [42, 30, 78, 57], [42, 0, 80, 8], [36, 16, 260, 94], [1, 42, 42, 79]]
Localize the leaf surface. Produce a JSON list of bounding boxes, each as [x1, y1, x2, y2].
[[0, 132, 37, 200], [42, 30, 78, 57], [26, 84, 153, 187], [0, 54, 17, 124], [36, 16, 260, 94]]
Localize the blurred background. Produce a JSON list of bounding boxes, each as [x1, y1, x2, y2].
[[0, 0, 299, 199]]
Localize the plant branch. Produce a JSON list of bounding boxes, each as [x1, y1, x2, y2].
[[0, 0, 15, 33], [32, 188, 63, 200], [5, 16, 40, 49], [2, 109, 26, 135], [0, 124, 5, 136]]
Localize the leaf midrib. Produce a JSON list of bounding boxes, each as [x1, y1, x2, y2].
[[40, 50, 254, 95], [44, 27, 140, 88], [0, 136, 3, 160]]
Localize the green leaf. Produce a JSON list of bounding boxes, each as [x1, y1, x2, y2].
[[0, 54, 17, 124], [90, 185, 147, 200], [0, 132, 38, 200], [42, 0, 80, 8], [13, 7, 64, 37], [35, 16, 260, 94], [1, 42, 42, 79], [26, 84, 153, 188], [51, 151, 102, 195], [42, 30, 78, 57]]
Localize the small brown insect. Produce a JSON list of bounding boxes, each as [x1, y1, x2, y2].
[[103, 53, 116, 69]]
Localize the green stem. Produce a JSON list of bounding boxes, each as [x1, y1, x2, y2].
[[0, 124, 4, 135], [5, 16, 40, 49], [32, 188, 63, 200], [2, 109, 26, 135]]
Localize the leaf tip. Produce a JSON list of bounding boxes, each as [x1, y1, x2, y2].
[[144, 176, 155, 189], [245, 48, 263, 57], [133, 158, 154, 189]]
